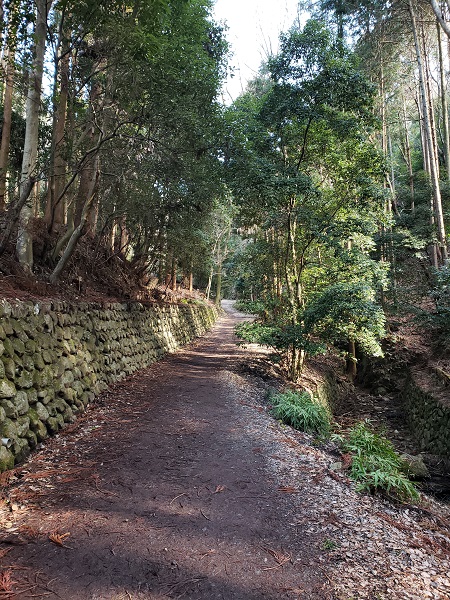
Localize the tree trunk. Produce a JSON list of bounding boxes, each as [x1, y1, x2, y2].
[[215, 267, 222, 306], [423, 21, 448, 263], [50, 158, 99, 283], [401, 97, 415, 212], [437, 21, 450, 181], [0, 44, 14, 210], [171, 257, 177, 291], [430, 0, 450, 40], [0, 0, 4, 97], [205, 265, 213, 301], [409, 0, 447, 264], [74, 80, 101, 229], [0, 176, 35, 256], [417, 94, 431, 175], [346, 340, 357, 379], [16, 0, 52, 271], [45, 22, 70, 231]]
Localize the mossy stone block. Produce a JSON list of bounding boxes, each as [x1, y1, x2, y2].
[[72, 380, 84, 397], [35, 402, 49, 422], [26, 430, 37, 449], [2, 338, 14, 358], [34, 419, 48, 442], [41, 349, 53, 364], [16, 416, 30, 437], [46, 401, 58, 417], [43, 314, 53, 332], [2, 358, 16, 380], [0, 446, 14, 471], [53, 398, 74, 423], [64, 339, 75, 354], [2, 321, 13, 336], [0, 379, 15, 398], [72, 397, 84, 411], [36, 332, 52, 350], [1, 400, 17, 419], [0, 418, 18, 441], [62, 387, 75, 403], [47, 413, 65, 433], [13, 437, 30, 463], [27, 408, 40, 427], [27, 388, 38, 405], [61, 370, 74, 387], [22, 354, 35, 372], [25, 339, 37, 354], [33, 365, 53, 388], [17, 370, 33, 389], [46, 416, 60, 434], [11, 338, 25, 356], [45, 387, 55, 402], [15, 390, 29, 415], [33, 353, 45, 370]]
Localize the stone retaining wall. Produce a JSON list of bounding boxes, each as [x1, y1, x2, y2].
[[401, 374, 450, 457], [0, 299, 219, 471]]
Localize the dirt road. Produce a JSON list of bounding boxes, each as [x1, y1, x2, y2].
[[0, 303, 325, 599], [3, 303, 450, 600]]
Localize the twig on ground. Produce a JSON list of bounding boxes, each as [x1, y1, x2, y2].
[[169, 493, 187, 505], [261, 546, 291, 570]]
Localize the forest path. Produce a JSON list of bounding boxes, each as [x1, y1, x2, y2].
[[0, 302, 327, 599]]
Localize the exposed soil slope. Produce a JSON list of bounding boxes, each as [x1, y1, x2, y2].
[[0, 303, 449, 599]]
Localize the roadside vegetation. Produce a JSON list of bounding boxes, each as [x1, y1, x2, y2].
[[0, 0, 447, 503], [270, 389, 332, 438], [269, 390, 419, 502]]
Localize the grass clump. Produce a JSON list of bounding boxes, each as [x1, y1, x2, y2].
[[340, 421, 419, 502], [271, 390, 332, 438]]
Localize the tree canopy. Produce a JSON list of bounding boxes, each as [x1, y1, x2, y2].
[[0, 0, 449, 381]]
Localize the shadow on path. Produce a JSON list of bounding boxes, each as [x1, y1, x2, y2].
[[1, 302, 327, 599]]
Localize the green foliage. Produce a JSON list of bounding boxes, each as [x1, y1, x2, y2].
[[233, 299, 265, 314], [429, 265, 450, 335], [339, 421, 419, 502], [320, 538, 338, 551], [303, 282, 386, 356], [235, 282, 385, 377], [270, 390, 332, 437], [235, 320, 326, 356], [225, 19, 387, 379]]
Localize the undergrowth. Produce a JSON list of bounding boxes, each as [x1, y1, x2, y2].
[[234, 299, 265, 314], [270, 390, 419, 502], [270, 390, 332, 438], [335, 421, 420, 502]]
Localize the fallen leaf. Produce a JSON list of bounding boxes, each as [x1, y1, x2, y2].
[[261, 546, 291, 570], [49, 531, 71, 548], [0, 569, 17, 592], [278, 486, 299, 494], [213, 485, 226, 494]]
